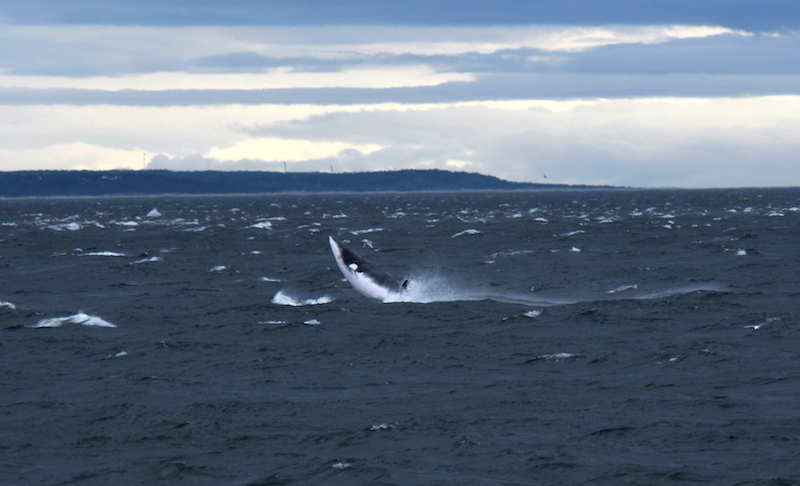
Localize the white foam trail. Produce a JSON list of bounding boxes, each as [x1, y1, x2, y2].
[[29, 312, 116, 328], [271, 290, 333, 306]]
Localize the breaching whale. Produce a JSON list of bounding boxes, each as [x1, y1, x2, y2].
[[329, 236, 408, 301]]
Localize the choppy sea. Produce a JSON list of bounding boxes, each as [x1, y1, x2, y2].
[[2, 189, 800, 485]]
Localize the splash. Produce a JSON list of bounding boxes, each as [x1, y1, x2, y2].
[[272, 290, 333, 307], [383, 274, 560, 306], [382, 274, 723, 307]]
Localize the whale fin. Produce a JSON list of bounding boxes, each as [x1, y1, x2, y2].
[[329, 236, 403, 301], [401, 279, 409, 292]]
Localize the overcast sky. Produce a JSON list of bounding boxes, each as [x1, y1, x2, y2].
[[1, 0, 798, 187]]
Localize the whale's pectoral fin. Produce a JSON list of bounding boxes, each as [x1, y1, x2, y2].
[[400, 279, 409, 292]]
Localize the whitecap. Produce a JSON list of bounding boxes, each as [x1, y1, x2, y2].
[[736, 249, 747, 256], [524, 310, 542, 318], [527, 352, 580, 362], [352, 228, 384, 235], [570, 247, 581, 252], [29, 312, 116, 328], [560, 230, 585, 237], [452, 229, 480, 238], [115, 221, 139, 227], [303, 319, 321, 326], [271, 290, 333, 306], [146, 208, 162, 218], [81, 251, 126, 257], [48, 222, 82, 231], [745, 317, 780, 330], [132, 256, 164, 264], [606, 284, 638, 294], [248, 221, 273, 229], [1, 301, 16, 310], [543, 352, 577, 359], [209, 265, 228, 272], [259, 276, 282, 283]]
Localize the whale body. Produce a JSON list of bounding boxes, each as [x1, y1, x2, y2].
[[329, 236, 407, 301]]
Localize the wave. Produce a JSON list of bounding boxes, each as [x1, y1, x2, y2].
[[28, 312, 116, 329], [271, 290, 333, 307]]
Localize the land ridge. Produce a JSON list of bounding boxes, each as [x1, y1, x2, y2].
[[0, 169, 607, 197]]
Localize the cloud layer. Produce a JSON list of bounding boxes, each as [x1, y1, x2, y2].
[[0, 1, 799, 187]]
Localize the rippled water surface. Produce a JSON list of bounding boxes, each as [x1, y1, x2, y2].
[[2, 189, 800, 485]]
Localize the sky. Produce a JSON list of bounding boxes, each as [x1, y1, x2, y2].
[[1, 1, 799, 188]]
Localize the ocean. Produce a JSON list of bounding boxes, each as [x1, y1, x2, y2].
[[1, 189, 799, 485]]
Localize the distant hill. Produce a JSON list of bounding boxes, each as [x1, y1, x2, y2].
[[0, 169, 604, 197]]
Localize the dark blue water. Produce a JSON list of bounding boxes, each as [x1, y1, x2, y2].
[[2, 189, 800, 485]]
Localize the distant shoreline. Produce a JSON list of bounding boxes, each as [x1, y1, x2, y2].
[[0, 169, 612, 197]]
